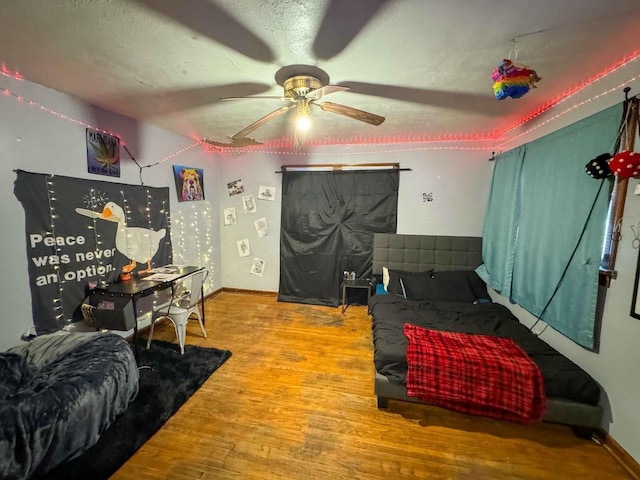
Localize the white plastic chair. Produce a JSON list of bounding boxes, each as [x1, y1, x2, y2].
[[146, 269, 207, 354]]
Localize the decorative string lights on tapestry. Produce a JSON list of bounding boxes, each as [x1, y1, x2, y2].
[[491, 39, 541, 100]]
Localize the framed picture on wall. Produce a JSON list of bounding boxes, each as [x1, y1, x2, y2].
[[86, 128, 120, 177], [173, 166, 205, 202]]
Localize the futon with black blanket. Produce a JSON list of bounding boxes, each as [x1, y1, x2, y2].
[[0, 332, 139, 480]]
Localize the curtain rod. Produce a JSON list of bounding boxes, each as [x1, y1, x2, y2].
[[276, 163, 411, 173]]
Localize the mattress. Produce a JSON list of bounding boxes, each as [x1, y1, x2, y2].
[[370, 294, 601, 406]]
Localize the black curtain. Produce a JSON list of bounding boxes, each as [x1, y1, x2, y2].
[[278, 169, 398, 307]]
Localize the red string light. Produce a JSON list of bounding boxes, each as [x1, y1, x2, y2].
[[2, 50, 639, 158], [500, 49, 640, 137]]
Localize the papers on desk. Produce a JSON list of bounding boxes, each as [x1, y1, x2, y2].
[[143, 265, 184, 282], [149, 265, 183, 274], [142, 272, 181, 282]]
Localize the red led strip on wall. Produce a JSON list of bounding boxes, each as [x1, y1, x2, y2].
[[2, 51, 639, 156]]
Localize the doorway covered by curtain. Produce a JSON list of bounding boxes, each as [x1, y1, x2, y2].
[[278, 168, 399, 307]]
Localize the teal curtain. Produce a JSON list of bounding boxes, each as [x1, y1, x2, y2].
[[476, 145, 525, 295], [478, 103, 622, 348]]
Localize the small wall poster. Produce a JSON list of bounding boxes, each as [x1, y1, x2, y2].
[[237, 239, 250, 257], [86, 128, 120, 177], [223, 207, 237, 225], [227, 179, 244, 196], [242, 194, 257, 213], [250, 258, 265, 277], [258, 185, 276, 201], [173, 166, 205, 202], [254, 217, 268, 238]]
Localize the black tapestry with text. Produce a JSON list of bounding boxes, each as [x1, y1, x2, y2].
[[14, 170, 172, 334], [278, 169, 398, 307]]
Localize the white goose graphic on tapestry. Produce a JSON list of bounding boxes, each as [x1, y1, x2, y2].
[[76, 201, 167, 278]]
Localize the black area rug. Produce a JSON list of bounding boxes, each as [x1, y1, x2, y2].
[[41, 340, 232, 480]]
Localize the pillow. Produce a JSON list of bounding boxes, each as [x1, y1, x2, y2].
[[382, 267, 390, 291], [401, 271, 477, 303], [386, 269, 434, 295], [432, 270, 491, 303]]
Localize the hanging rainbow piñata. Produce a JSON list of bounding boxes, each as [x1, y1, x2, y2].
[[492, 59, 541, 100]]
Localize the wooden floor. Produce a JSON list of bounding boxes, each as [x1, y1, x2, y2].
[[113, 291, 631, 480]]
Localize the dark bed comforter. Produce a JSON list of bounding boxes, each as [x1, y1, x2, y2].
[[370, 294, 600, 406], [0, 332, 139, 480]]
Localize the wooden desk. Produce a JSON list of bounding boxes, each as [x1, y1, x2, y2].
[[92, 265, 205, 360]]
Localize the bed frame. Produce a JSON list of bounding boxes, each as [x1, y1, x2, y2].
[[371, 233, 603, 434]]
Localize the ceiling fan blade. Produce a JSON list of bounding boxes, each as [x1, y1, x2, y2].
[[305, 85, 350, 100], [312, 0, 391, 60], [319, 102, 385, 126], [134, 0, 275, 63], [231, 105, 294, 139], [221, 95, 288, 101], [203, 137, 263, 148]]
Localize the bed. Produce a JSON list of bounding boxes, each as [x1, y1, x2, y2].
[[0, 332, 139, 479], [370, 233, 603, 433]]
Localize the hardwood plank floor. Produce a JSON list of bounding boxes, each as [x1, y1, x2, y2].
[[113, 291, 631, 479]]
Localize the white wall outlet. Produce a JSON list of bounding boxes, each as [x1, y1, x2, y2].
[[634, 183, 640, 196]]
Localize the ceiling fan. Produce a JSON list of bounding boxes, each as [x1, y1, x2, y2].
[[138, 1, 500, 149], [204, 65, 385, 149]]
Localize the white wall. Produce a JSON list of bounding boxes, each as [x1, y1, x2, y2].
[[0, 75, 221, 351], [216, 147, 493, 291]]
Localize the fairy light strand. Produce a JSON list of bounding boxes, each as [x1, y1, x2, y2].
[[44, 175, 68, 322], [171, 202, 215, 293], [496, 71, 640, 149], [119, 191, 133, 277], [2, 51, 639, 157], [499, 50, 640, 138], [145, 189, 153, 264], [88, 188, 107, 286], [1, 78, 198, 164]]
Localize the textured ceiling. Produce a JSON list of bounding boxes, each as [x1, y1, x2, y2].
[[1, 0, 639, 148]]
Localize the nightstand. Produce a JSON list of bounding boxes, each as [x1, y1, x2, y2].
[[341, 279, 373, 314]]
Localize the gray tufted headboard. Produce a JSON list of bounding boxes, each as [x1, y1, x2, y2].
[[372, 234, 483, 275]]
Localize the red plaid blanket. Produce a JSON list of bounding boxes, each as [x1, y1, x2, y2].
[[404, 324, 546, 423]]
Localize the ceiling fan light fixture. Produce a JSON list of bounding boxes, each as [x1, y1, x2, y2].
[[295, 100, 312, 132], [218, 66, 384, 148], [296, 114, 312, 132], [283, 75, 323, 98]]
